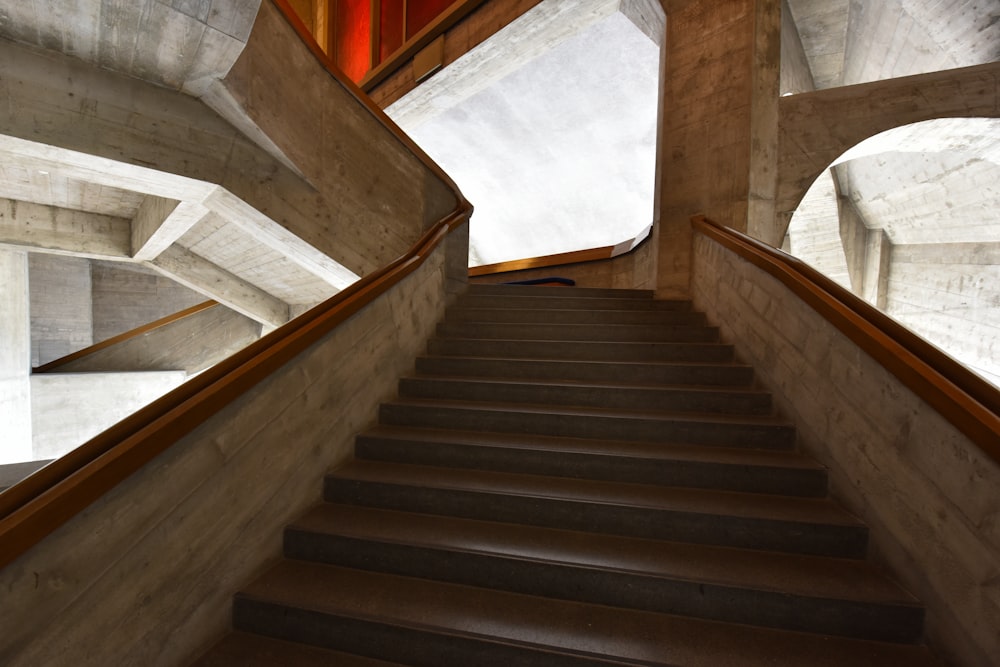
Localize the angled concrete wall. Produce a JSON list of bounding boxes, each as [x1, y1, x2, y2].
[[691, 232, 1000, 667]]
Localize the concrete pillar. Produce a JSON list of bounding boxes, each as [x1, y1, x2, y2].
[[0, 249, 33, 463], [862, 228, 892, 310], [654, 0, 781, 296]]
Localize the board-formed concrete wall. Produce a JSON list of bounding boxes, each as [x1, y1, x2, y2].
[[690, 232, 1000, 667], [0, 222, 469, 667]]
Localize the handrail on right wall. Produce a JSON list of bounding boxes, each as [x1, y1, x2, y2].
[[691, 214, 1000, 463]]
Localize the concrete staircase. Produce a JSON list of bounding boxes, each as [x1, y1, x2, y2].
[[193, 284, 945, 666]]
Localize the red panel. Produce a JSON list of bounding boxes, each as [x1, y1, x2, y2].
[[379, 0, 405, 62], [336, 0, 372, 82], [406, 0, 455, 40]]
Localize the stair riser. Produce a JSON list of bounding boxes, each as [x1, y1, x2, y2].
[[415, 357, 754, 386], [284, 532, 923, 644], [437, 322, 719, 343], [323, 479, 868, 558], [427, 339, 735, 363], [466, 285, 656, 300], [234, 599, 628, 666], [398, 378, 772, 415], [456, 295, 690, 312], [379, 403, 797, 450], [354, 438, 826, 496], [446, 308, 706, 326]]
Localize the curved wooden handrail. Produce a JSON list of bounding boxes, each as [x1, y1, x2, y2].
[[34, 301, 219, 373], [692, 214, 1000, 463], [468, 226, 652, 277], [0, 0, 471, 571]]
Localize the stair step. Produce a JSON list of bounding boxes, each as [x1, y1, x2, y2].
[[467, 284, 657, 299], [379, 398, 796, 449], [427, 338, 736, 362], [415, 356, 754, 386], [324, 460, 867, 557], [398, 376, 773, 415], [456, 293, 693, 312], [191, 632, 409, 666], [354, 426, 826, 496], [286, 504, 923, 642], [446, 307, 707, 326], [234, 562, 943, 666], [436, 321, 719, 343]]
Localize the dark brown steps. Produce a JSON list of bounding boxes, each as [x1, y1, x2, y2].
[[414, 356, 755, 386], [456, 293, 691, 312], [232, 562, 942, 667], [355, 426, 825, 496], [466, 284, 657, 300], [436, 321, 720, 343], [397, 376, 773, 415], [445, 307, 707, 326], [285, 504, 923, 643], [323, 460, 868, 558], [192, 632, 409, 666], [379, 398, 797, 449], [426, 338, 737, 363]]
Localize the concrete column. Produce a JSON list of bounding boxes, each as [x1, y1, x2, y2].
[[861, 229, 892, 310], [654, 0, 781, 296], [0, 249, 33, 463]]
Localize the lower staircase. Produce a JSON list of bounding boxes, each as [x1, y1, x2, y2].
[[193, 284, 944, 666]]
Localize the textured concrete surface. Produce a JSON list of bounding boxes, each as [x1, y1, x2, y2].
[[30, 371, 188, 460], [27, 254, 93, 367], [0, 222, 469, 667], [0, 250, 32, 464], [691, 231, 1000, 667]]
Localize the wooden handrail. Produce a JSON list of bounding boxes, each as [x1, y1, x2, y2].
[[692, 214, 1000, 463], [468, 226, 652, 278], [34, 301, 218, 373], [0, 0, 471, 571]]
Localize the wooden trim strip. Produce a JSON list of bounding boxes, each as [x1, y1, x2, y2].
[[691, 214, 1000, 463], [0, 0, 471, 571], [34, 301, 219, 374], [468, 246, 616, 277], [359, 0, 490, 92]]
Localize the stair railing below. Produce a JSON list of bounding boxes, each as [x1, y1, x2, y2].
[[0, 0, 471, 571], [692, 214, 1000, 464]]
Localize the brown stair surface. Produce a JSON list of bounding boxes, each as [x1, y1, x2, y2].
[[192, 284, 945, 666]]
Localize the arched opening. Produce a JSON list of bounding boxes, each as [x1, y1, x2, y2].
[[785, 118, 1000, 386]]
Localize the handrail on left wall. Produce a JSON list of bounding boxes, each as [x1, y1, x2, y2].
[[0, 0, 472, 571]]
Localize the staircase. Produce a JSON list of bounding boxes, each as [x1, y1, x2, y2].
[[193, 284, 945, 666]]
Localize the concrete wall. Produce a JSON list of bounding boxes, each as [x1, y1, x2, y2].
[[654, 0, 780, 295], [887, 243, 1000, 387], [27, 254, 93, 367], [0, 250, 32, 464], [0, 222, 469, 667], [30, 372, 189, 460], [690, 231, 1000, 667], [90, 261, 205, 343]]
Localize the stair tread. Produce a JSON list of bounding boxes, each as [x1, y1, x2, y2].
[[192, 632, 409, 666], [384, 396, 792, 426], [358, 425, 821, 469], [290, 504, 915, 607], [328, 460, 863, 528], [403, 374, 769, 396], [239, 562, 942, 667], [467, 284, 658, 299]]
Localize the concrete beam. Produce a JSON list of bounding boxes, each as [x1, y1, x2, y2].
[[0, 197, 130, 259], [204, 188, 359, 290], [131, 196, 211, 261], [861, 229, 892, 310], [148, 245, 289, 327], [776, 61, 1000, 240]]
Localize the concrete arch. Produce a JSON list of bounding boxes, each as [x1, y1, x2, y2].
[[773, 60, 1000, 245]]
